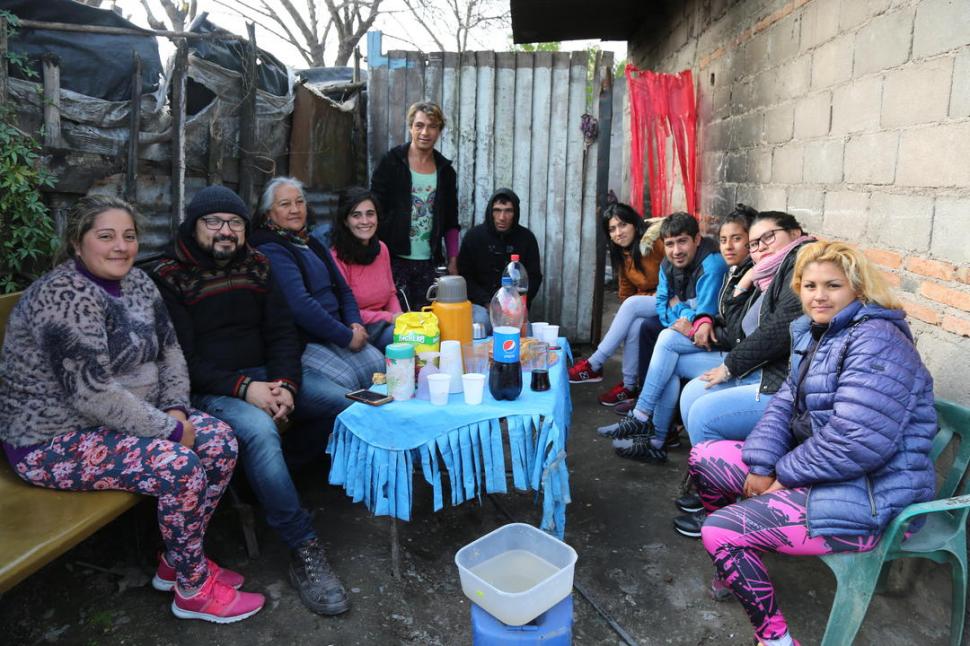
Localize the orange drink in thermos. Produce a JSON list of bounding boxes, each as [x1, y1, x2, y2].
[[424, 275, 472, 345]]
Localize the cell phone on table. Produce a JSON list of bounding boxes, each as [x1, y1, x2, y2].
[[345, 389, 393, 406]]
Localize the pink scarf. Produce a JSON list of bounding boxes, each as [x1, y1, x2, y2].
[[752, 235, 815, 292]]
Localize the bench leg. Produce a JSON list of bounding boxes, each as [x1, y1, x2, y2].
[[227, 484, 260, 559]]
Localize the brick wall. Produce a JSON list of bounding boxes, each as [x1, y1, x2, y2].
[[629, 0, 970, 401]]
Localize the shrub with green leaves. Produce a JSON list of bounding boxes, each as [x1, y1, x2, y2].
[[0, 10, 58, 294]]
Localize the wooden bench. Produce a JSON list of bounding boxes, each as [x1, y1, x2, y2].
[[0, 291, 142, 594]]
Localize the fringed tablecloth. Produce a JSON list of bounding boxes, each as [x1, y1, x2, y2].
[[326, 340, 573, 538]]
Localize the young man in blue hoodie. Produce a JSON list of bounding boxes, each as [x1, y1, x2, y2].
[[607, 212, 727, 463]]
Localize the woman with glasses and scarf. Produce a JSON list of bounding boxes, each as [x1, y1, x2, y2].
[[252, 177, 384, 392]]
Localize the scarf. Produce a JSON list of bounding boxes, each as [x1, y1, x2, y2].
[[265, 220, 310, 246], [752, 234, 814, 292]]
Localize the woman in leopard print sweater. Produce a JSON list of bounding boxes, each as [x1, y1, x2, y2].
[[0, 196, 264, 623]]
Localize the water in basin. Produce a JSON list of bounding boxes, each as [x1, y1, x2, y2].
[[469, 549, 560, 594]]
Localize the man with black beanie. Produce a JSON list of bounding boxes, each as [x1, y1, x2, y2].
[[152, 185, 352, 617]]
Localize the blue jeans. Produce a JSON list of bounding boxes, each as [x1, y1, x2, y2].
[[679, 371, 772, 446], [192, 366, 349, 548], [365, 320, 395, 352], [634, 328, 726, 439], [590, 295, 658, 388]]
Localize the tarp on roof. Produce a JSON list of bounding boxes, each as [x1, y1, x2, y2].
[[187, 14, 290, 97], [1, 0, 162, 101]]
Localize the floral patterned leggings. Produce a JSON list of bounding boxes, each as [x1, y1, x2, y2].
[[688, 440, 881, 641], [12, 411, 237, 590]]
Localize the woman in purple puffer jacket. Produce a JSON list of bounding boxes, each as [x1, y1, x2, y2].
[[687, 241, 937, 646]]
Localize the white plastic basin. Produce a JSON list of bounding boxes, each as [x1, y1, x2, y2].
[[455, 523, 577, 626]]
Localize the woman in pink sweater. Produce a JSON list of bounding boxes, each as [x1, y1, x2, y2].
[[331, 187, 402, 351]]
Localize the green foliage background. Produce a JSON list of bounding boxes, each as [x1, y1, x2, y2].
[[0, 11, 58, 294]]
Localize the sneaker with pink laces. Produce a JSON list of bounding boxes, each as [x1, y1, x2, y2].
[[153, 553, 245, 592], [598, 382, 636, 406], [567, 358, 603, 383], [172, 574, 265, 624]]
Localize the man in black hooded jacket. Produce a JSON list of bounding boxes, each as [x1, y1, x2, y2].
[[457, 187, 543, 331]]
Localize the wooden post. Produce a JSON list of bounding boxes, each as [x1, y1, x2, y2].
[[237, 22, 257, 207], [389, 517, 401, 579], [125, 52, 142, 204], [0, 16, 8, 107], [41, 54, 62, 148], [207, 119, 224, 185], [170, 39, 188, 236], [591, 55, 613, 345]]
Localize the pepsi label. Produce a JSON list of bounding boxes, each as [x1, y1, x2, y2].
[[492, 326, 520, 363]]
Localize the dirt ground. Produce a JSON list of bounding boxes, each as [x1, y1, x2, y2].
[[0, 302, 958, 645]]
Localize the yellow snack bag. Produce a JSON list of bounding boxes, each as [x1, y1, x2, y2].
[[393, 311, 440, 365]]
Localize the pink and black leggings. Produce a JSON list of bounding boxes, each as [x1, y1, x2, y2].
[[10, 411, 237, 591], [688, 440, 881, 642]]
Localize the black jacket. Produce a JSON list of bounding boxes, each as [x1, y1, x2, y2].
[[370, 143, 460, 264], [457, 188, 543, 307], [712, 256, 754, 351], [151, 236, 303, 399], [724, 241, 811, 395]]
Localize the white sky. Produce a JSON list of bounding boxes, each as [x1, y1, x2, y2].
[[112, 0, 626, 70]]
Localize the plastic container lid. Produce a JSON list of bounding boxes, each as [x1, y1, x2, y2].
[[510, 254, 520, 261], [385, 342, 415, 359]]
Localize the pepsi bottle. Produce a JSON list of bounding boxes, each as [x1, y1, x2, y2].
[[489, 277, 525, 400]]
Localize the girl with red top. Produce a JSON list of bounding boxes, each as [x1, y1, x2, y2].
[[330, 187, 402, 351]]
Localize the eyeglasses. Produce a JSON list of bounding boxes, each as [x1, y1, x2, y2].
[[747, 228, 786, 251], [200, 216, 246, 232]]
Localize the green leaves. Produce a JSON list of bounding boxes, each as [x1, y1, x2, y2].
[[0, 88, 57, 293]]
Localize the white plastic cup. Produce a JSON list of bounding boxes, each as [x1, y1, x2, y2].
[[427, 373, 451, 406], [439, 339, 464, 393], [541, 325, 560, 346], [530, 322, 548, 339], [462, 373, 486, 405]]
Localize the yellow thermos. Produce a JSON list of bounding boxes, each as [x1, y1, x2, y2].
[[424, 275, 473, 345]]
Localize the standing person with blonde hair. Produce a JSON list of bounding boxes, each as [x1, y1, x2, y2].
[[371, 101, 460, 309], [687, 241, 936, 646]]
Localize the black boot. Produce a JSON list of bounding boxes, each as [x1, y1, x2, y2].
[[290, 538, 350, 615]]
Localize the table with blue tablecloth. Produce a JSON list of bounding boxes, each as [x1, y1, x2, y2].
[[326, 340, 572, 539]]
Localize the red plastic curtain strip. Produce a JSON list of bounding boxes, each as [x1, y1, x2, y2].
[[626, 66, 698, 217]]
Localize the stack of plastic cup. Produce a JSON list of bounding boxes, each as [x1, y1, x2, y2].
[[439, 339, 464, 393]]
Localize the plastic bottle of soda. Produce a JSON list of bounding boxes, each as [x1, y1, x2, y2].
[[488, 276, 525, 400], [501, 254, 529, 335]]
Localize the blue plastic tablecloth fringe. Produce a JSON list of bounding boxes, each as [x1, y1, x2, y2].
[[326, 413, 571, 538]]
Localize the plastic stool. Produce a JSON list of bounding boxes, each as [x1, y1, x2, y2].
[[470, 595, 572, 645]]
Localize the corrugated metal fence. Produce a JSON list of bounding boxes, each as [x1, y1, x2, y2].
[[366, 33, 613, 343]]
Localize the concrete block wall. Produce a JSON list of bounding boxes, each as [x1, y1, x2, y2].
[[629, 0, 970, 402]]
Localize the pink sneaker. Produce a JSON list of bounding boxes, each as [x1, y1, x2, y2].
[[172, 574, 265, 624], [152, 553, 245, 592]]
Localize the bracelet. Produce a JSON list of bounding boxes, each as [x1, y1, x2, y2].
[[723, 365, 732, 378], [734, 286, 749, 294]]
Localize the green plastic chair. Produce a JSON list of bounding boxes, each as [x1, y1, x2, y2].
[[819, 399, 970, 646]]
